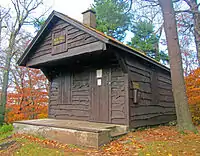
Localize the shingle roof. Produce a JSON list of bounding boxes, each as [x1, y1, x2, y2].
[[18, 10, 170, 72]]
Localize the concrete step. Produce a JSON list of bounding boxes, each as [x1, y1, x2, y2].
[[13, 119, 129, 148], [105, 125, 129, 137], [111, 131, 128, 138]]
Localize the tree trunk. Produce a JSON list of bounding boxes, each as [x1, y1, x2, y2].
[[0, 54, 11, 124], [154, 42, 160, 61], [0, 10, 2, 48], [158, 0, 196, 132], [182, 0, 200, 66], [192, 4, 200, 66], [0, 31, 15, 124]]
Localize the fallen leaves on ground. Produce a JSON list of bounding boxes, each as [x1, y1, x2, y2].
[[1, 126, 200, 156]]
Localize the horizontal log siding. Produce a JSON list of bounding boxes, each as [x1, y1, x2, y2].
[[125, 56, 176, 128], [29, 19, 98, 64], [48, 55, 128, 124], [49, 70, 90, 120], [111, 65, 127, 124]]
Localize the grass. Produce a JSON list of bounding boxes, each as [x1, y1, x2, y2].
[[0, 124, 13, 133], [0, 125, 200, 156], [135, 126, 200, 156], [138, 139, 200, 156], [14, 140, 65, 156], [1, 136, 86, 156], [0, 124, 13, 141]]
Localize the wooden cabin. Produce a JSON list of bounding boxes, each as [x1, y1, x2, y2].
[[18, 10, 176, 128]]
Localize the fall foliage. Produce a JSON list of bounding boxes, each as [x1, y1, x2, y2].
[[1, 125, 200, 155], [5, 67, 48, 123], [4, 67, 200, 126], [185, 68, 200, 125]]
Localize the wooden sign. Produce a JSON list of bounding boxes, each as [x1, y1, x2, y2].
[[132, 82, 140, 89], [96, 69, 102, 78], [53, 35, 66, 46]]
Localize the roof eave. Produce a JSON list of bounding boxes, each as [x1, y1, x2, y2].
[[108, 40, 170, 72], [17, 11, 57, 66], [53, 11, 109, 43], [17, 11, 110, 66]]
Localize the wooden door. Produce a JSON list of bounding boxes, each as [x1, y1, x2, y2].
[[90, 68, 110, 123]]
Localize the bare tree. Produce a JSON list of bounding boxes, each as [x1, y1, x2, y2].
[[0, 6, 10, 48], [159, 0, 196, 131], [127, 0, 196, 131], [174, 0, 200, 65], [131, 0, 200, 65], [0, 0, 47, 124], [0, 7, 10, 86]]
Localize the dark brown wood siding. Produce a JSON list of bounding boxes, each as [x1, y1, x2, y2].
[[124, 55, 176, 128], [49, 70, 90, 120], [26, 18, 100, 66], [48, 58, 128, 125], [110, 65, 128, 125]]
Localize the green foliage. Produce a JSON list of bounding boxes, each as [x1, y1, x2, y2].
[[92, 0, 133, 41], [168, 120, 177, 126], [33, 17, 46, 32], [128, 21, 169, 63], [14, 140, 65, 156], [0, 124, 13, 141], [159, 50, 169, 63], [0, 124, 13, 134]]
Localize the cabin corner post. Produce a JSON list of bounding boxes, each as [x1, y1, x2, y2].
[[114, 50, 128, 73], [114, 50, 131, 126], [47, 81, 51, 118], [108, 67, 112, 123], [124, 73, 130, 126]]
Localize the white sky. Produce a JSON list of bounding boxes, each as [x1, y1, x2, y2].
[[50, 0, 94, 22], [0, 0, 94, 22], [2, 0, 198, 43]]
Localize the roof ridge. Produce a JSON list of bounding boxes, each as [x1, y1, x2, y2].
[[18, 10, 170, 72]]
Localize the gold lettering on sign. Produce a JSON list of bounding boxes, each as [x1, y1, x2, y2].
[[53, 35, 66, 46], [132, 82, 140, 89]]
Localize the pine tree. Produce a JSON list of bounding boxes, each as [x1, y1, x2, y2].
[[92, 0, 133, 41], [128, 20, 169, 63]]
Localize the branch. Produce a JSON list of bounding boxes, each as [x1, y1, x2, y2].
[[173, 0, 181, 3], [175, 10, 193, 14], [197, 3, 200, 8], [183, 0, 193, 8], [155, 22, 164, 38], [125, 0, 133, 13], [0, 7, 10, 23]]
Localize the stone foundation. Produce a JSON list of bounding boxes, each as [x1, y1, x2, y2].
[[13, 119, 128, 148]]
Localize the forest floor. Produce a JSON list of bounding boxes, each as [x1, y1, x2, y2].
[[0, 125, 200, 156]]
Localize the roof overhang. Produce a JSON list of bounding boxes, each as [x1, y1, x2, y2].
[[18, 10, 170, 73]]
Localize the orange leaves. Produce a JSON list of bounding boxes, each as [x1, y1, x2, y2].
[[14, 134, 89, 154], [5, 67, 48, 123], [185, 68, 200, 125], [9, 126, 200, 156], [5, 104, 48, 123]]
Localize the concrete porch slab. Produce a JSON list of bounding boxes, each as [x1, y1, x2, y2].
[[13, 119, 128, 148]]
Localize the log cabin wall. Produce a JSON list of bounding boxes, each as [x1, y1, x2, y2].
[[27, 18, 99, 66], [18, 11, 177, 127], [48, 57, 128, 125], [49, 69, 91, 120], [124, 55, 176, 128], [110, 64, 128, 125]]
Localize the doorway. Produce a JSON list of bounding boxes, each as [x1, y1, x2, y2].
[[90, 68, 110, 123]]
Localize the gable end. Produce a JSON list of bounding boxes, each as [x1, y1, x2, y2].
[[23, 17, 106, 67], [18, 11, 109, 67]]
